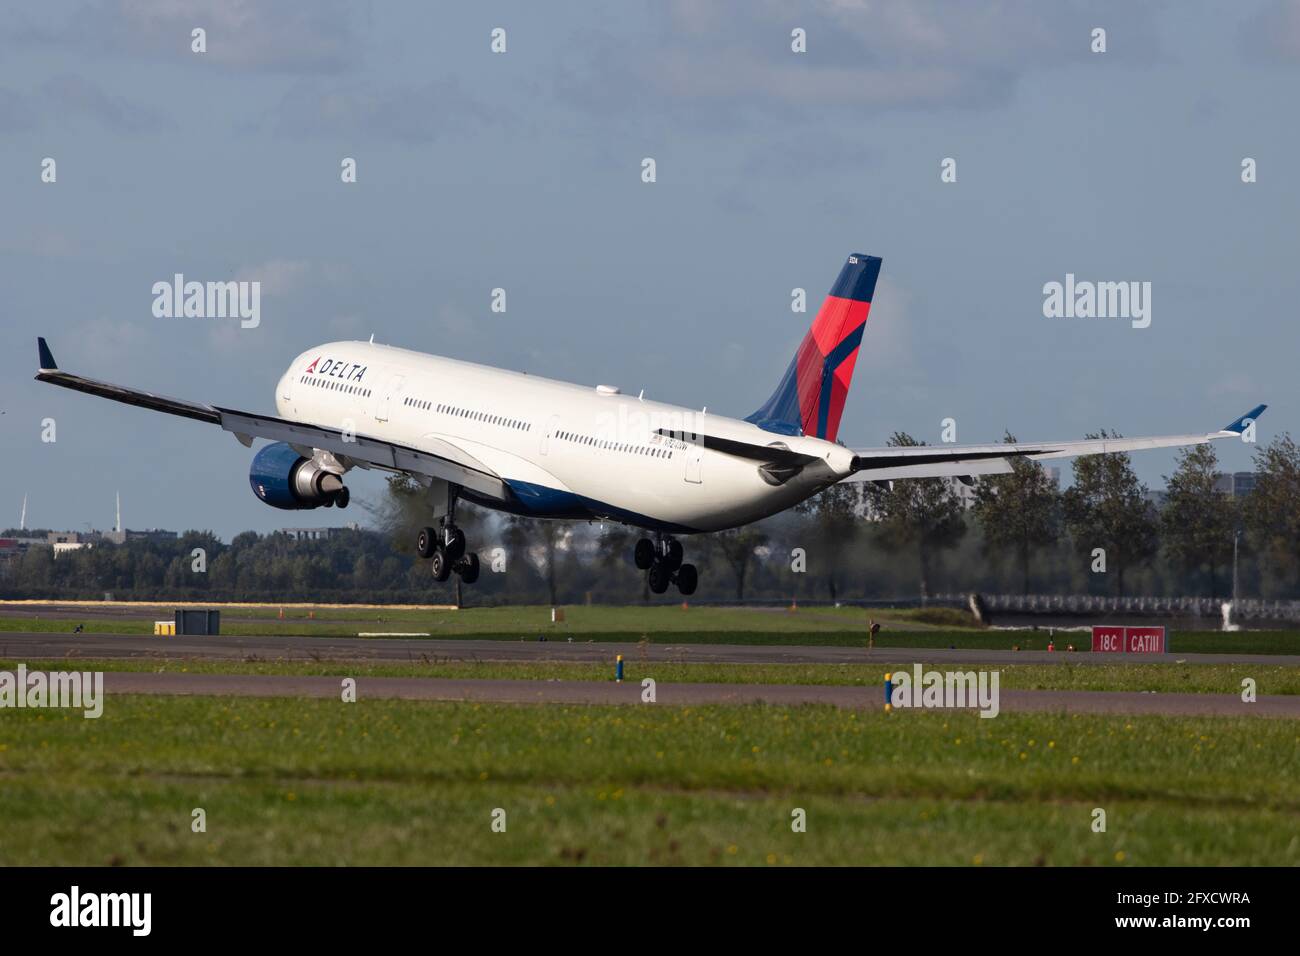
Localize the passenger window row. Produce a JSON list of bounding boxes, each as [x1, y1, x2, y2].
[[402, 398, 532, 432], [556, 429, 673, 459], [301, 375, 371, 398]]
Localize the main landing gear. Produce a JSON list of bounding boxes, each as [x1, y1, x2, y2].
[[635, 534, 697, 596], [416, 488, 479, 584]]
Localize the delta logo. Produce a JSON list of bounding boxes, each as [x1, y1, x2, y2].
[[304, 356, 367, 382]]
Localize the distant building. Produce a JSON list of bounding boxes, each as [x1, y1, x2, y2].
[[1213, 472, 1257, 498], [949, 478, 978, 510], [0, 537, 47, 563], [281, 524, 359, 541], [946, 464, 1060, 510], [53, 541, 91, 558], [102, 529, 178, 545]]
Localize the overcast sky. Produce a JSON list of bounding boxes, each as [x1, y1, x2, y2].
[[3, 0, 1297, 540]]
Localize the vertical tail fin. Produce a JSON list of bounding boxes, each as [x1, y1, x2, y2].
[[745, 253, 881, 441]]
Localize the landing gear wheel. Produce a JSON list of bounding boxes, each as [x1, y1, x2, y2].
[[455, 552, 480, 584], [430, 548, 452, 582], [664, 539, 684, 571], [443, 527, 466, 563], [675, 563, 698, 596], [416, 527, 437, 559], [634, 538, 655, 570], [648, 562, 671, 594], [335, 487, 350, 509]]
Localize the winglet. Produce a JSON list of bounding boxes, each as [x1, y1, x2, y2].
[[1221, 404, 1267, 434], [37, 337, 57, 372]]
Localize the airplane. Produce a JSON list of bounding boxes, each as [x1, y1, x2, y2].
[[35, 253, 1265, 596]]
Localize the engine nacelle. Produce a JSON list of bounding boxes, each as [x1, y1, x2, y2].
[[249, 442, 345, 510]]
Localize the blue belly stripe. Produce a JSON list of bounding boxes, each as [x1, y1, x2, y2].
[[500, 478, 701, 534]]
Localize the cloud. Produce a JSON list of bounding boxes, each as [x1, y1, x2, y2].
[[15, 0, 365, 74], [853, 275, 915, 375], [0, 74, 168, 134], [1209, 372, 1261, 401], [325, 313, 368, 338], [42, 73, 172, 133], [271, 76, 492, 144], [67, 317, 152, 368], [739, 128, 875, 178], [1240, 0, 1300, 62], [0, 226, 80, 259], [556, 0, 1162, 123], [432, 303, 477, 342], [235, 259, 313, 296], [0, 86, 39, 132]]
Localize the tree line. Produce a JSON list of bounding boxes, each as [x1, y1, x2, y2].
[[3, 433, 1297, 604]]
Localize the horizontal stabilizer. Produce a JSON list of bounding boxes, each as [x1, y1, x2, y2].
[[655, 429, 818, 467]]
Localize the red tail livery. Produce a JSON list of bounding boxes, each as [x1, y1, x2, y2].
[[746, 254, 881, 441]]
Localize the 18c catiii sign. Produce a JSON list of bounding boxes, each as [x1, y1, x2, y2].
[[1091, 625, 1166, 654]]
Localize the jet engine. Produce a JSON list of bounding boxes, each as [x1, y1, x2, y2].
[[248, 442, 348, 509]]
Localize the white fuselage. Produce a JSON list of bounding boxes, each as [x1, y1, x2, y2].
[[275, 341, 854, 533]]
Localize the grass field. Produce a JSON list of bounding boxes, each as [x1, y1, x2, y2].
[[5, 657, 1299, 696], [4, 600, 1298, 866], [0, 603, 961, 635], [3, 603, 1299, 655], [0, 695, 1295, 865]]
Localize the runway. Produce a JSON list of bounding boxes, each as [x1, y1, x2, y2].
[[90, 671, 1300, 717], [2, 630, 1299, 667]]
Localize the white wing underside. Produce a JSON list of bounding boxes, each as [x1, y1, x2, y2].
[[33, 337, 1265, 500], [34, 352, 509, 501], [844, 426, 1258, 482]]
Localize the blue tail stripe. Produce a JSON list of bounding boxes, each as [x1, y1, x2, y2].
[[829, 255, 882, 302], [745, 355, 802, 435], [815, 326, 867, 438]]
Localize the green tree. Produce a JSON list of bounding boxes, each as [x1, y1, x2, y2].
[[1243, 433, 1300, 596], [1062, 431, 1158, 595], [861, 432, 967, 599], [971, 433, 1062, 595], [596, 524, 648, 601], [375, 474, 435, 553], [707, 526, 770, 601], [1161, 443, 1237, 597], [793, 482, 864, 600], [505, 516, 568, 605]]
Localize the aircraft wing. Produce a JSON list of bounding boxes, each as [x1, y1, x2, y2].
[[33, 337, 509, 500], [843, 406, 1266, 482]]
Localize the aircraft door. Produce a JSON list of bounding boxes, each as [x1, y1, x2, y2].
[[684, 440, 703, 484], [540, 415, 560, 455], [376, 373, 405, 423]]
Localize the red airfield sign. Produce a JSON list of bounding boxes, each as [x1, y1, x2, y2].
[[1091, 625, 1166, 654]]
